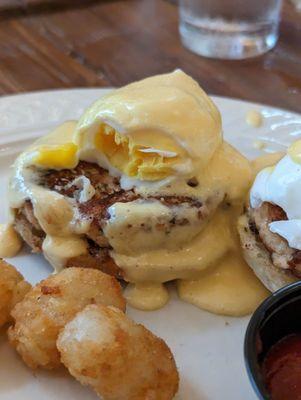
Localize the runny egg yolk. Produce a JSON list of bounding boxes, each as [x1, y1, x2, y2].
[[94, 124, 180, 180], [33, 143, 78, 169]]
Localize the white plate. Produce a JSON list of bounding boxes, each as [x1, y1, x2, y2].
[[1, 89, 301, 400]]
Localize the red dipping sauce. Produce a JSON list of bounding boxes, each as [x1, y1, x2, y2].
[[262, 333, 301, 400]]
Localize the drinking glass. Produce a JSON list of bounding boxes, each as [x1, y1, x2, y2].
[[179, 0, 282, 59]]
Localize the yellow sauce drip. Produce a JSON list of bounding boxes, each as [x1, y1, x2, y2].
[[246, 110, 263, 128], [42, 235, 88, 272], [178, 254, 269, 317], [33, 190, 74, 236], [251, 152, 284, 176], [288, 140, 301, 164], [124, 283, 169, 311], [0, 224, 23, 258], [176, 198, 269, 316]]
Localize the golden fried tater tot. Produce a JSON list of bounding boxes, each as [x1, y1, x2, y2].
[[57, 304, 179, 400], [8, 268, 125, 370], [0, 259, 31, 327]]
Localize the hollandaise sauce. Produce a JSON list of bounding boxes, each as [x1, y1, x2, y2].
[[0, 224, 23, 258], [124, 283, 169, 311], [6, 70, 270, 316]]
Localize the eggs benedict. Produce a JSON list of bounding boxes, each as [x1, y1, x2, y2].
[[238, 142, 301, 292], [6, 70, 268, 315]]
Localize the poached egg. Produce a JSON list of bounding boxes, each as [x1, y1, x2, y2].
[[251, 140, 301, 250]]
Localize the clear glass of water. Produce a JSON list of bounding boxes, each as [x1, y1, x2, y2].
[[179, 0, 282, 59]]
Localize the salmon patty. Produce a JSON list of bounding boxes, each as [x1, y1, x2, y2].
[[13, 161, 213, 278], [249, 202, 301, 278]]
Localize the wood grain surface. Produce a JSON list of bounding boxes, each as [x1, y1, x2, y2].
[[0, 0, 300, 113]]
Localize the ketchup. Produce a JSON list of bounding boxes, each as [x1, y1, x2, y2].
[[262, 333, 301, 400]]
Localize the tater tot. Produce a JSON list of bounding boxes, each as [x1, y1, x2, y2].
[[0, 259, 31, 327], [57, 304, 179, 400], [8, 268, 125, 370]]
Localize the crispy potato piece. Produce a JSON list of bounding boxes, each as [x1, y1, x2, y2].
[[0, 259, 31, 327], [57, 304, 179, 400], [8, 268, 125, 370]]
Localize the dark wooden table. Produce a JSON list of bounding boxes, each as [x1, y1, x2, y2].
[[0, 0, 300, 113]]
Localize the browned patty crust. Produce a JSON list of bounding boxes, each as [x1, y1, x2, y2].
[[13, 161, 206, 278], [249, 202, 301, 278]]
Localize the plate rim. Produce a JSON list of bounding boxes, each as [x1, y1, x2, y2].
[[0, 87, 300, 118]]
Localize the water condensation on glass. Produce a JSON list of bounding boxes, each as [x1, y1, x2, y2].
[[179, 0, 282, 59]]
